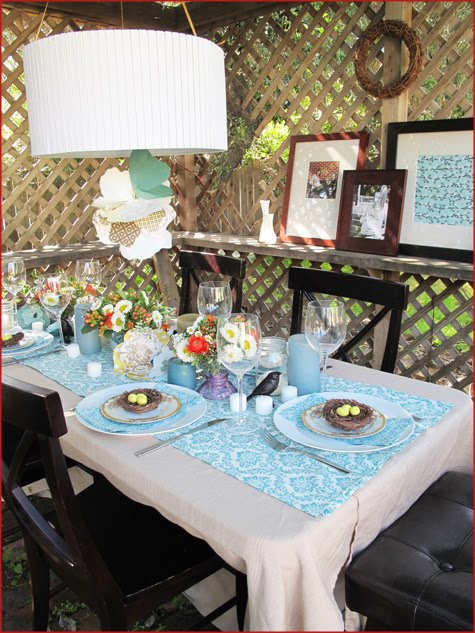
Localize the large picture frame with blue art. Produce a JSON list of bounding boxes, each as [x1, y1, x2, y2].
[[386, 118, 473, 263]]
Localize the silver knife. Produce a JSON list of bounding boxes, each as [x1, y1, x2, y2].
[[135, 417, 228, 457]]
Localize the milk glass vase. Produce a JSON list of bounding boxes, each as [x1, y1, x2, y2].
[[258, 200, 277, 245]]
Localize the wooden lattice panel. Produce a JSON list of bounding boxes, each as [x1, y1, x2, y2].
[[194, 2, 473, 236]]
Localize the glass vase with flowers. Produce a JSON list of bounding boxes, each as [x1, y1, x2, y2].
[[172, 315, 236, 399]]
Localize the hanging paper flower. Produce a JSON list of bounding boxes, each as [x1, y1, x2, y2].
[[92, 150, 176, 260]]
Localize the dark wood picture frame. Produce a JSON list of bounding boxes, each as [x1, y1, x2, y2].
[[386, 118, 473, 263], [280, 132, 369, 247], [335, 169, 407, 256]]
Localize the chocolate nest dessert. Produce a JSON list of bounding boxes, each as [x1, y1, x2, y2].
[[2, 332, 25, 348], [322, 399, 375, 431], [116, 388, 164, 414]]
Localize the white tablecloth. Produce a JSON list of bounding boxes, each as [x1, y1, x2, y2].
[[5, 361, 472, 631]]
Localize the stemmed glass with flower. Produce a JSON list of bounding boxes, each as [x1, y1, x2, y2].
[[216, 313, 262, 433], [36, 273, 72, 347]]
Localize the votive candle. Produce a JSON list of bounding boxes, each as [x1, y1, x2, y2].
[[87, 361, 102, 378], [66, 343, 81, 359], [281, 385, 298, 403], [31, 321, 44, 333], [230, 392, 247, 413], [255, 395, 273, 415]]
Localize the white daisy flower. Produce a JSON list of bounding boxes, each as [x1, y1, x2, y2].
[[102, 304, 114, 315], [221, 323, 240, 343], [151, 310, 163, 327], [115, 299, 133, 314], [186, 326, 195, 335], [111, 310, 125, 332], [174, 338, 192, 363], [222, 344, 243, 363], [42, 292, 59, 307], [242, 334, 257, 358]]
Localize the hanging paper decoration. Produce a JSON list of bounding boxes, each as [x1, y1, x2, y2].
[[92, 150, 176, 260]]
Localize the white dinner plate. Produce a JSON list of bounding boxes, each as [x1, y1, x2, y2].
[[274, 391, 415, 453], [2, 331, 54, 356], [75, 382, 207, 436]]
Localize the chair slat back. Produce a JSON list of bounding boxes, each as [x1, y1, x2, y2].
[[178, 250, 246, 315], [288, 268, 408, 373], [2, 375, 119, 603]]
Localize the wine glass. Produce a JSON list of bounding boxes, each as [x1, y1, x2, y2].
[[75, 259, 102, 289], [36, 273, 72, 347], [2, 257, 26, 326], [305, 299, 347, 392], [217, 313, 262, 433], [198, 281, 232, 318]]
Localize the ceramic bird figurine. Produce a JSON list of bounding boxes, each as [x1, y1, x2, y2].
[[247, 371, 281, 401]]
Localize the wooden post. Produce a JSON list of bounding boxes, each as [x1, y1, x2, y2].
[[380, 2, 412, 166], [371, 2, 411, 368], [152, 251, 180, 311]]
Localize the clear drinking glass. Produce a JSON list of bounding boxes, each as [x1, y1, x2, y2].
[[2, 257, 26, 326], [197, 281, 232, 318], [217, 313, 262, 433], [36, 273, 72, 347], [304, 299, 347, 392], [75, 259, 102, 289]]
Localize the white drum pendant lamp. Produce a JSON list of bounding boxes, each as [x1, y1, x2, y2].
[[23, 29, 227, 158]]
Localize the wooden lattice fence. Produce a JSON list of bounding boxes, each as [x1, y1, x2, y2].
[[2, 2, 473, 392]]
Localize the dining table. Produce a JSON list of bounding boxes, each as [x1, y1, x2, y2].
[[3, 348, 473, 632]]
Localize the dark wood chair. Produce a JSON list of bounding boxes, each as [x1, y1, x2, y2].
[[288, 267, 409, 373], [178, 250, 246, 315], [2, 375, 247, 631]]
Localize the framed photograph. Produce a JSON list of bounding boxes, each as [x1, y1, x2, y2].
[[386, 118, 473, 262], [335, 170, 407, 256], [280, 132, 369, 246]]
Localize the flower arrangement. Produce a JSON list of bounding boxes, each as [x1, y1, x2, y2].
[[81, 289, 174, 338], [173, 315, 221, 375]]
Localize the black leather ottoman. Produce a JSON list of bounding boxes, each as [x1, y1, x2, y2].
[[346, 471, 473, 631]]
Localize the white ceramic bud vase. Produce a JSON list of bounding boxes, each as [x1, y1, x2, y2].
[[258, 200, 277, 245]]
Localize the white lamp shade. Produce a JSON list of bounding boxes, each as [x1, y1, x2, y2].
[[23, 30, 227, 157]]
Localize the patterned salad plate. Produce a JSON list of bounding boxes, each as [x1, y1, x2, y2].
[[2, 331, 54, 356]]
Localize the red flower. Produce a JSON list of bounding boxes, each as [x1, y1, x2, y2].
[[186, 335, 209, 355], [85, 284, 96, 296], [104, 312, 113, 329]]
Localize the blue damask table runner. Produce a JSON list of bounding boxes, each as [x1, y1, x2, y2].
[[24, 350, 454, 517]]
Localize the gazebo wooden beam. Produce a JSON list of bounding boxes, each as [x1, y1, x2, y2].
[[4, 2, 302, 32]]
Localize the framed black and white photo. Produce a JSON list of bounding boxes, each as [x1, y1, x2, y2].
[[386, 118, 473, 262], [335, 170, 407, 256], [280, 132, 369, 246]]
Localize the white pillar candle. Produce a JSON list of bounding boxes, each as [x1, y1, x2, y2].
[[281, 385, 298, 403], [255, 395, 273, 415], [87, 361, 102, 377], [230, 392, 247, 413], [66, 343, 81, 359], [31, 321, 44, 333]]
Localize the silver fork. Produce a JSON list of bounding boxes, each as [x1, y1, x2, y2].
[[260, 429, 351, 474]]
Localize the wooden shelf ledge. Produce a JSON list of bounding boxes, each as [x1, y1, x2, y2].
[[3, 233, 472, 282], [176, 232, 473, 282]]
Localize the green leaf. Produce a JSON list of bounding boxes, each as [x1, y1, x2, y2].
[[129, 150, 173, 199]]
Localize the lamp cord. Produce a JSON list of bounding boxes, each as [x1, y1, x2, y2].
[[182, 2, 197, 36], [120, 2, 124, 29], [35, 1, 49, 40]]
